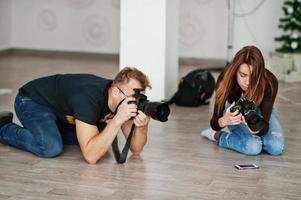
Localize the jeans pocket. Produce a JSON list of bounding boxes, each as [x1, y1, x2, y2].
[[14, 94, 39, 121], [15, 94, 29, 109], [20, 95, 32, 103]]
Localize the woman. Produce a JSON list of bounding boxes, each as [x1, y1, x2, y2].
[[201, 46, 285, 155]]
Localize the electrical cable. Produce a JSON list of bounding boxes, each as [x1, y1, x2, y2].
[[235, 0, 266, 48], [234, 0, 266, 17]]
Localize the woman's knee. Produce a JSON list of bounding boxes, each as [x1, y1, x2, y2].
[[243, 138, 262, 155], [264, 133, 285, 156]]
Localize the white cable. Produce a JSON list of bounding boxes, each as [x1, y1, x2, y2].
[[234, 0, 266, 17], [226, 0, 266, 60], [235, 0, 262, 48]]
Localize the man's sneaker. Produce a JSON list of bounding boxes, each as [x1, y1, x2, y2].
[[0, 111, 13, 129]]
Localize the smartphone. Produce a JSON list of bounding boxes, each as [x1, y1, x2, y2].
[[234, 164, 259, 170]]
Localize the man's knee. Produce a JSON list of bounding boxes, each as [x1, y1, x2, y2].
[[243, 138, 262, 155], [37, 138, 63, 158]]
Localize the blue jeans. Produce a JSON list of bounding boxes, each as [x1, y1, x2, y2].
[[0, 93, 78, 158], [218, 102, 285, 155]]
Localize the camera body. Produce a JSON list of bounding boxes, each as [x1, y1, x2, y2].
[[230, 98, 268, 132], [130, 89, 170, 122]]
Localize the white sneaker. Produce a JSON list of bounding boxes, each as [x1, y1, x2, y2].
[[201, 128, 217, 142]]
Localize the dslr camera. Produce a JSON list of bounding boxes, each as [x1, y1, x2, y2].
[[230, 98, 268, 132], [130, 89, 170, 122]]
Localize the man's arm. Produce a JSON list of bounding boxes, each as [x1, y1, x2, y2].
[[121, 110, 150, 155], [75, 97, 137, 164], [75, 118, 121, 164]]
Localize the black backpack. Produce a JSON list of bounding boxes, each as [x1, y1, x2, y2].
[[167, 69, 215, 107]]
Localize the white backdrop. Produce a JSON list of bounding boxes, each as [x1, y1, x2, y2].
[[232, 0, 283, 58], [0, 0, 284, 59], [11, 0, 120, 54], [0, 0, 12, 50]]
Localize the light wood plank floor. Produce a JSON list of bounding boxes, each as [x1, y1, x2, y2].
[[0, 51, 301, 200]]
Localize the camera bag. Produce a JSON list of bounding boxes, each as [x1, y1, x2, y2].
[[167, 69, 215, 106]]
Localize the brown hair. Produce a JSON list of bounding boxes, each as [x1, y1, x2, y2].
[[215, 46, 273, 115], [112, 67, 151, 90]]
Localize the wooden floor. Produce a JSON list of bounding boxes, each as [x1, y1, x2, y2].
[[0, 51, 301, 200]]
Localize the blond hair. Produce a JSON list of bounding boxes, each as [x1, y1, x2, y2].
[[112, 67, 151, 90]]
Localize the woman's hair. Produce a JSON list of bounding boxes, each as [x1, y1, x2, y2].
[[215, 45, 272, 115], [112, 67, 151, 90]]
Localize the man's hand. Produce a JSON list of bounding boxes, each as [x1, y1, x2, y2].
[[114, 97, 138, 125], [121, 110, 150, 155], [133, 110, 150, 127]]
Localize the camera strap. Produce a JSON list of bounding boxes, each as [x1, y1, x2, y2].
[[111, 98, 136, 164], [112, 124, 135, 164]]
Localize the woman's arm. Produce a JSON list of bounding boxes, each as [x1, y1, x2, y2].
[[210, 105, 223, 131]]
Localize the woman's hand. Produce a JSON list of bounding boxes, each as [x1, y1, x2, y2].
[[218, 112, 243, 127], [218, 101, 243, 127]]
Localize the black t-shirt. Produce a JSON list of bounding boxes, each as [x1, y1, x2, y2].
[[19, 74, 114, 128]]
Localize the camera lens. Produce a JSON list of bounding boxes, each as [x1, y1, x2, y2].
[[245, 111, 268, 132], [132, 89, 170, 122], [140, 102, 170, 122]]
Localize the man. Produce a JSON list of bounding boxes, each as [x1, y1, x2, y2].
[[0, 67, 151, 164]]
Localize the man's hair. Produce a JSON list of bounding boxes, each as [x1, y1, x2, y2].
[[112, 67, 151, 90]]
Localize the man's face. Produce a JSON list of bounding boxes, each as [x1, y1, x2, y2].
[[116, 78, 145, 99]]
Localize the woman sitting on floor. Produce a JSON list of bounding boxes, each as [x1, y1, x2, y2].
[[201, 45, 285, 156]]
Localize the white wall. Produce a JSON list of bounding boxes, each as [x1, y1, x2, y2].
[[120, 0, 166, 100], [178, 0, 285, 60], [0, 0, 12, 50], [11, 0, 120, 54], [232, 0, 284, 59], [120, 0, 178, 100], [165, 0, 179, 98], [178, 0, 228, 60], [2, 0, 285, 59]]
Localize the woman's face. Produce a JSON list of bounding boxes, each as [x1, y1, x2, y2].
[[236, 63, 252, 92]]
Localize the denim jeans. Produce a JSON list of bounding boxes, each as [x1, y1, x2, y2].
[[0, 93, 78, 158], [218, 102, 285, 155]]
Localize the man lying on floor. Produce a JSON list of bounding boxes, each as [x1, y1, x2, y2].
[[0, 67, 151, 164]]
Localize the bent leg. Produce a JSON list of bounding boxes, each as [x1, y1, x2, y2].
[[218, 123, 262, 155], [57, 119, 79, 145], [0, 94, 63, 158], [262, 108, 285, 155]]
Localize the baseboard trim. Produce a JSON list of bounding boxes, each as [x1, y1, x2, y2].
[[179, 57, 227, 70], [1, 48, 227, 70], [0, 48, 119, 60], [0, 49, 13, 57]]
